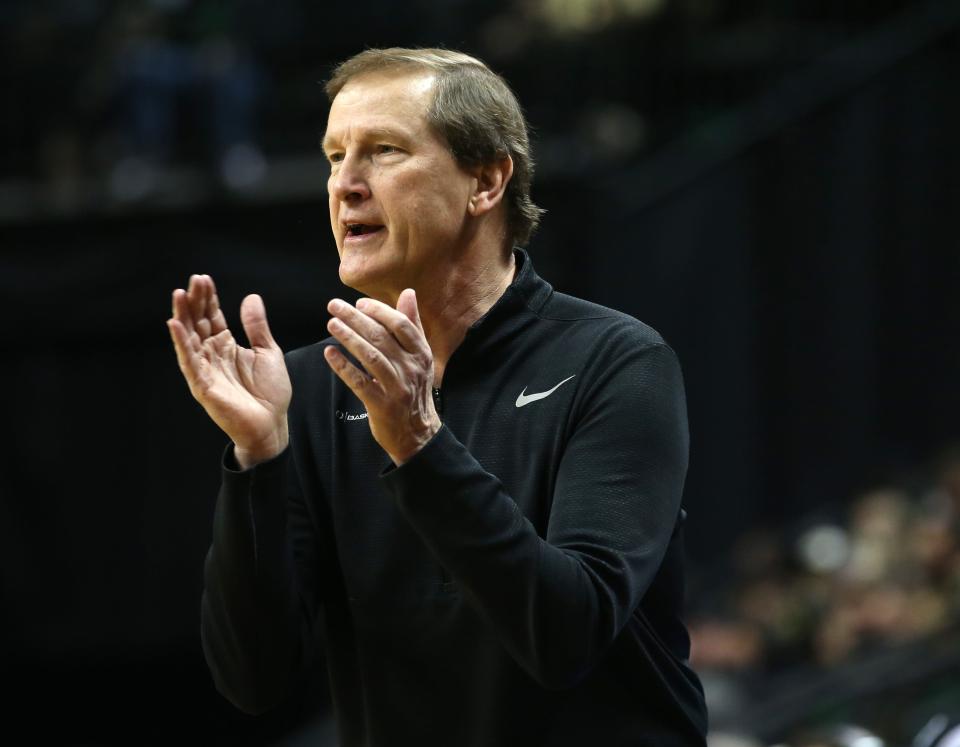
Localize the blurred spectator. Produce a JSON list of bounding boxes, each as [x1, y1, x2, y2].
[[690, 444, 960, 735], [101, 0, 266, 200]]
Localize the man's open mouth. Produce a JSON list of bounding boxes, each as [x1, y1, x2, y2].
[[346, 224, 384, 237]]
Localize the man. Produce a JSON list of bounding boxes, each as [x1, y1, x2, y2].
[[168, 48, 708, 745]]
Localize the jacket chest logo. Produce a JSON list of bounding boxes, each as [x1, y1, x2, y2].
[[515, 375, 576, 408]]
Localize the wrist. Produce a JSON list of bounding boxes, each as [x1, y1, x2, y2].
[[390, 417, 441, 467], [234, 422, 289, 470]]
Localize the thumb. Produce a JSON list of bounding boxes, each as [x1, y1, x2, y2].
[[240, 293, 278, 349], [396, 288, 424, 333]]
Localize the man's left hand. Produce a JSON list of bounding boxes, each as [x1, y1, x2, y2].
[[324, 289, 441, 466]]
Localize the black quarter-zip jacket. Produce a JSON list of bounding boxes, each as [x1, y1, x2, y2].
[[201, 249, 708, 746]]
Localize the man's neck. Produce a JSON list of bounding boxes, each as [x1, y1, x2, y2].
[[419, 248, 516, 387]]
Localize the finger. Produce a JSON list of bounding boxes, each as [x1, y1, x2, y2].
[[327, 298, 400, 356], [326, 315, 397, 387], [396, 288, 425, 336], [199, 275, 215, 331], [323, 344, 378, 404], [167, 317, 204, 391], [240, 293, 279, 350], [205, 275, 228, 335], [172, 288, 197, 336], [176, 275, 225, 340], [187, 274, 206, 322], [195, 276, 214, 339], [356, 296, 426, 354]]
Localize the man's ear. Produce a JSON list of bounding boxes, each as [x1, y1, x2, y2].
[[468, 155, 513, 217]]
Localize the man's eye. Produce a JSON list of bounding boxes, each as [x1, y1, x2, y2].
[[377, 145, 398, 155]]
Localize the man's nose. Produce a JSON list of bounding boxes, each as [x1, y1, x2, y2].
[[330, 154, 371, 202]]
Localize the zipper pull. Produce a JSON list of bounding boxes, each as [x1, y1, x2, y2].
[[432, 387, 443, 414]]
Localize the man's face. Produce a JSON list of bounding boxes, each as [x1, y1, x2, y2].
[[323, 70, 477, 299]]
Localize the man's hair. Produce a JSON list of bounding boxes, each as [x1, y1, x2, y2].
[[325, 48, 545, 248]]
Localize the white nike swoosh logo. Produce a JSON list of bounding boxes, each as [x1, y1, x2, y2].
[[515, 375, 576, 408]]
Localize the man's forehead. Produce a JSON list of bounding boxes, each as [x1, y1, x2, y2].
[[331, 70, 435, 118], [323, 70, 437, 145]]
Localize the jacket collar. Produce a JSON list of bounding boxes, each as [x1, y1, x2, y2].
[[456, 248, 553, 356]]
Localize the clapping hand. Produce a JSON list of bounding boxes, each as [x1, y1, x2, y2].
[[167, 274, 291, 469], [324, 289, 441, 466]]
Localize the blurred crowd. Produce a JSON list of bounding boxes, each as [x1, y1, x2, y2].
[[689, 445, 960, 743], [2, 0, 920, 217], [2, 0, 278, 209]]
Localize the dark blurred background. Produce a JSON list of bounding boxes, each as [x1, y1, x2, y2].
[[2, 0, 959, 744]]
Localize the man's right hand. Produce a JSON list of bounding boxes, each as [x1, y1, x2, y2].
[[167, 274, 292, 469]]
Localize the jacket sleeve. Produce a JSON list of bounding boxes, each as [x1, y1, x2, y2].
[[381, 341, 688, 690], [200, 444, 322, 714]]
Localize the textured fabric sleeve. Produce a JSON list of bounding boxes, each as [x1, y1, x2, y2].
[[381, 341, 688, 689], [200, 444, 321, 713]]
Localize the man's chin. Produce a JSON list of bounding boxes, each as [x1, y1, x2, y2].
[[338, 258, 389, 298]]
